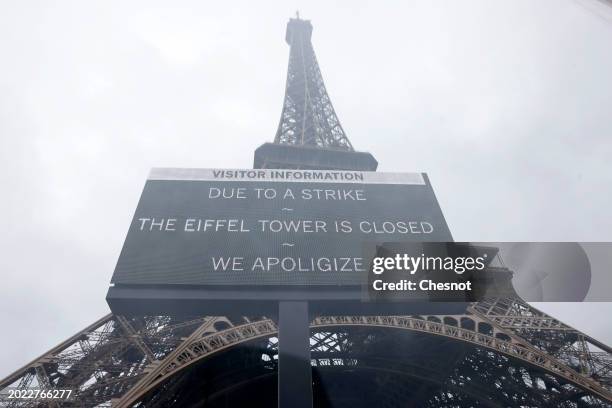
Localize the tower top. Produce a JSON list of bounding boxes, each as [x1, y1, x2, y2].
[[276, 15, 352, 151], [286, 15, 312, 45], [253, 16, 377, 171]]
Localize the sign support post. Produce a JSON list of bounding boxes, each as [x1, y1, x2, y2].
[[278, 300, 313, 408]]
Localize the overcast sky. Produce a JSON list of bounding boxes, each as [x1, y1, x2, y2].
[[1, 0, 612, 378]]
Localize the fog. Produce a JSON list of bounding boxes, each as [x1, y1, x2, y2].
[[1, 0, 612, 377]]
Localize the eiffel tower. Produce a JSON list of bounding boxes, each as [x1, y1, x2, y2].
[[1, 15, 611, 408]]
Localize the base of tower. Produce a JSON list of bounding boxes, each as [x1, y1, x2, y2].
[[254, 143, 378, 171]]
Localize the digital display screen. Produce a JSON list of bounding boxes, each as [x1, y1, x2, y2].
[[109, 168, 452, 288]]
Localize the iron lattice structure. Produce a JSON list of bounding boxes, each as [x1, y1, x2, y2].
[[1, 298, 611, 407], [2, 15, 612, 408], [274, 16, 353, 151]]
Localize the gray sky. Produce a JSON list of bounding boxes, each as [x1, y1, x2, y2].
[[1, 0, 612, 378]]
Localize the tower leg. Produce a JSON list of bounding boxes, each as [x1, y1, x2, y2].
[[278, 301, 313, 408]]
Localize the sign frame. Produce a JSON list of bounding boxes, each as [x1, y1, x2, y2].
[[106, 168, 460, 315]]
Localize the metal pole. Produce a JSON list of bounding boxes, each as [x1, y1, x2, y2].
[[278, 300, 313, 408]]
